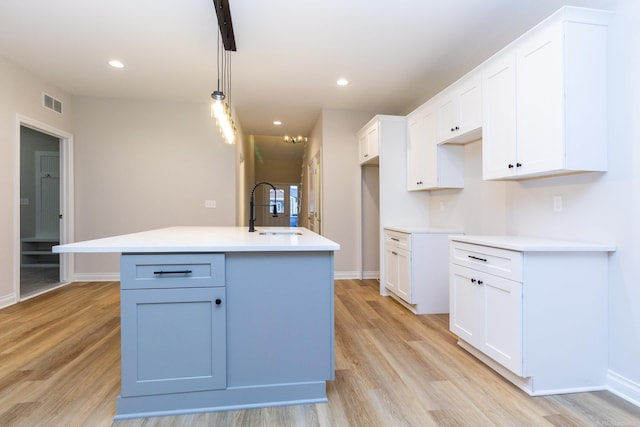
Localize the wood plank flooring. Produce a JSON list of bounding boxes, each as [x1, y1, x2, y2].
[[0, 279, 639, 426]]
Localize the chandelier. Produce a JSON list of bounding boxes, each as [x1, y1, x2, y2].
[[211, 0, 236, 145], [283, 136, 308, 144]]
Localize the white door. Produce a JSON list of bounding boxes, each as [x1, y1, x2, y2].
[[35, 151, 60, 238], [450, 265, 483, 348], [395, 248, 411, 303], [482, 274, 523, 376], [482, 52, 518, 180], [516, 24, 565, 176]]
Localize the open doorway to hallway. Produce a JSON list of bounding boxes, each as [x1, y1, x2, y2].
[[19, 126, 61, 299]]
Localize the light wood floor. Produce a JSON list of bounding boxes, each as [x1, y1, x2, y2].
[[1, 279, 639, 426]]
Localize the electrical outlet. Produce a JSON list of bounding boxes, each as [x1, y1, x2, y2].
[[553, 196, 562, 212], [205, 200, 216, 208]]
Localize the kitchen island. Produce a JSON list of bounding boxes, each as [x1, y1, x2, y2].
[[54, 226, 340, 420]]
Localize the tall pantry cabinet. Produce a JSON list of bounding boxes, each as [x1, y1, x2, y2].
[[358, 115, 429, 294]]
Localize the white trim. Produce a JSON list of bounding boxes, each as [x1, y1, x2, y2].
[[361, 270, 379, 280], [0, 293, 17, 310], [73, 273, 120, 282], [608, 370, 640, 407], [15, 115, 75, 302], [334, 271, 362, 280]]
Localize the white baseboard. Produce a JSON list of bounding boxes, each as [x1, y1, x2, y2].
[[73, 273, 120, 282], [608, 370, 640, 407], [0, 293, 17, 310], [333, 271, 362, 280], [362, 271, 379, 280]]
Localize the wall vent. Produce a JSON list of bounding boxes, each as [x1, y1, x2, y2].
[[42, 93, 63, 114]]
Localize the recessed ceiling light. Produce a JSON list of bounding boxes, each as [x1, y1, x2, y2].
[[273, 120, 282, 126], [108, 60, 124, 69], [337, 78, 349, 86]]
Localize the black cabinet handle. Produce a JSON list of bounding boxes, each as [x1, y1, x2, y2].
[[153, 270, 193, 275], [471, 278, 477, 283], [215, 298, 222, 305], [468, 255, 487, 262], [508, 164, 514, 168], [477, 280, 484, 285], [391, 237, 400, 242], [516, 162, 522, 167], [391, 251, 398, 256]]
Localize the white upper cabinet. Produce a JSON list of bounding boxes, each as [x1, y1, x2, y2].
[[358, 121, 379, 165], [407, 99, 464, 191], [482, 7, 611, 180], [436, 72, 482, 145]]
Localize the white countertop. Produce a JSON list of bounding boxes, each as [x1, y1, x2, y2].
[[450, 235, 615, 252], [53, 226, 340, 253], [385, 226, 464, 234]]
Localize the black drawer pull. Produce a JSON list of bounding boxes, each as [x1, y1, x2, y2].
[[391, 237, 400, 242], [468, 255, 487, 262], [153, 270, 193, 275]]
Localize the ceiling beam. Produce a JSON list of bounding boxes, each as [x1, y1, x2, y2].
[[212, 0, 237, 51]]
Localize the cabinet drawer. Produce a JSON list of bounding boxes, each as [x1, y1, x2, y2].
[[450, 242, 522, 282], [384, 230, 411, 251], [121, 254, 225, 289]]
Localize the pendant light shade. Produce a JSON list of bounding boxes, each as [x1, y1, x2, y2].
[[211, 1, 236, 145]]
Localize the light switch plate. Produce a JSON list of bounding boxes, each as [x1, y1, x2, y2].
[[205, 200, 216, 208], [553, 196, 562, 212]]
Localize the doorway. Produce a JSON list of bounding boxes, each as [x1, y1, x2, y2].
[[261, 183, 300, 227], [17, 118, 74, 300]]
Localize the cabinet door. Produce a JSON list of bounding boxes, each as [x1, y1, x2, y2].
[[358, 131, 369, 163], [395, 248, 412, 303], [482, 274, 523, 376], [384, 246, 399, 294], [449, 265, 483, 348], [121, 287, 226, 397], [366, 124, 379, 159], [359, 123, 379, 165], [436, 74, 482, 144], [482, 52, 518, 180], [436, 94, 457, 143], [457, 75, 482, 136], [407, 105, 436, 190], [516, 23, 565, 176]]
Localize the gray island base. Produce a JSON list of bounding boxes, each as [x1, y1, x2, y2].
[[53, 227, 339, 420]]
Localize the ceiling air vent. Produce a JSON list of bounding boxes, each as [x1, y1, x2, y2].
[[42, 93, 63, 114]]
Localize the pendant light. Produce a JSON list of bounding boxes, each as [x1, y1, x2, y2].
[[211, 34, 236, 144], [211, 0, 237, 145]]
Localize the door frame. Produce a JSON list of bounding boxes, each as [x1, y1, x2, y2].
[[14, 114, 75, 301]]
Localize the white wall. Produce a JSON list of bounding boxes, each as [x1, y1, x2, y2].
[[0, 57, 74, 307], [72, 97, 236, 279], [427, 0, 640, 404], [320, 109, 373, 278]]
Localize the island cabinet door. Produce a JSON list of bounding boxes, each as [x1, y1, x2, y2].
[[120, 287, 226, 397]]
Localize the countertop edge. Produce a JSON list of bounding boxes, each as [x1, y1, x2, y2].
[[449, 235, 616, 252]]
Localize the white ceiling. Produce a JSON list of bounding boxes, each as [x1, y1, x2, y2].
[[0, 0, 614, 143]]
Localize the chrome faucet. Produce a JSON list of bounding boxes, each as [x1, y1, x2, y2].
[[249, 181, 278, 232]]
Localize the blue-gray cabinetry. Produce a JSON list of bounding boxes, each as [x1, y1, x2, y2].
[[116, 250, 335, 419], [119, 254, 226, 397]]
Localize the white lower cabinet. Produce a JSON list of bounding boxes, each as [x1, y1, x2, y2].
[[384, 227, 462, 314], [449, 237, 614, 395], [450, 264, 522, 376]]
